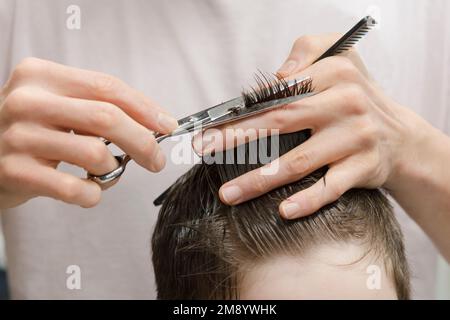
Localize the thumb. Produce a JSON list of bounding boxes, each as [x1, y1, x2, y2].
[[277, 33, 342, 78]]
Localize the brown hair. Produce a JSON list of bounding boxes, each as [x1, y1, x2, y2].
[[152, 131, 410, 299]]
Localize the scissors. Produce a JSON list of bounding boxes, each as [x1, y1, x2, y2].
[[87, 76, 315, 185], [88, 15, 377, 185]]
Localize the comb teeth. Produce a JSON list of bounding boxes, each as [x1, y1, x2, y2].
[[332, 17, 377, 54], [242, 72, 313, 108], [315, 16, 377, 61]]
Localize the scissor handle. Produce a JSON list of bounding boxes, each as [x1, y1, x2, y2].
[[87, 134, 169, 185], [87, 153, 131, 185]]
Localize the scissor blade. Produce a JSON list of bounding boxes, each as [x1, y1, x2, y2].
[[156, 76, 313, 141], [156, 97, 244, 140], [200, 92, 316, 129], [206, 97, 245, 122], [246, 92, 316, 114]]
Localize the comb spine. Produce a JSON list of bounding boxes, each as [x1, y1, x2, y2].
[[313, 16, 377, 63]]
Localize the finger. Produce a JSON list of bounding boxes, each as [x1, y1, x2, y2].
[[279, 158, 366, 219], [219, 127, 360, 205], [277, 33, 342, 76], [0, 155, 102, 207], [9, 58, 178, 133], [277, 33, 369, 78], [192, 83, 361, 155], [4, 124, 119, 176], [4, 88, 166, 172]]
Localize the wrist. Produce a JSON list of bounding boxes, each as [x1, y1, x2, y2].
[[385, 108, 442, 193]]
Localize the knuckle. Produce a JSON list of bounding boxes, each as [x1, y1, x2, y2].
[[353, 117, 377, 148], [332, 57, 362, 82], [270, 109, 289, 129], [12, 57, 44, 81], [1, 87, 43, 122], [4, 88, 33, 115], [252, 174, 271, 194], [91, 103, 120, 131], [85, 139, 110, 166], [328, 183, 345, 200], [340, 85, 369, 115], [1, 123, 27, 150], [91, 73, 121, 95], [286, 150, 312, 176], [0, 157, 22, 183]]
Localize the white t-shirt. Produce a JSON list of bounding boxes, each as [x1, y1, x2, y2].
[[0, 0, 449, 299]]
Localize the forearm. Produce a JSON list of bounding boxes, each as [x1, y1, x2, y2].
[[388, 119, 450, 262]]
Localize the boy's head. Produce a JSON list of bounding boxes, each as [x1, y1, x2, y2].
[[152, 131, 410, 299]]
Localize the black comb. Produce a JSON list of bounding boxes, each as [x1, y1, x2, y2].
[[241, 16, 377, 110], [314, 15, 377, 63]]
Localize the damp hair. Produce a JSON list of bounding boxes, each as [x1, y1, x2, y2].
[[151, 130, 411, 300], [241, 72, 313, 108]]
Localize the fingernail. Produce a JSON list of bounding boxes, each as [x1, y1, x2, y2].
[[220, 185, 243, 205], [152, 149, 166, 172], [277, 60, 298, 77], [280, 201, 301, 219], [191, 134, 203, 155], [158, 113, 178, 132], [192, 131, 216, 155]]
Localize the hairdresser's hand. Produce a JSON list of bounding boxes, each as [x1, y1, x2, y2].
[[0, 58, 178, 209], [192, 34, 432, 219]]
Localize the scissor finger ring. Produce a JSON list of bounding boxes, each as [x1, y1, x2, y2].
[[87, 134, 168, 186], [87, 152, 132, 185]]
